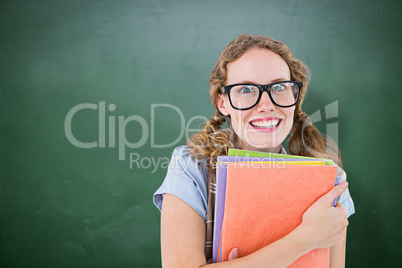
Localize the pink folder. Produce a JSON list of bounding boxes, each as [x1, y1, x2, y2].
[[214, 157, 325, 263], [220, 162, 337, 267]]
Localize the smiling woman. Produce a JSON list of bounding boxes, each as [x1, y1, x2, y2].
[[217, 48, 297, 153], [153, 33, 355, 267]]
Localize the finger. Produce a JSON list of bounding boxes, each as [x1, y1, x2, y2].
[[321, 181, 348, 205], [334, 201, 345, 208]]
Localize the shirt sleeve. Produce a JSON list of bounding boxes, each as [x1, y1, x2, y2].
[[153, 146, 209, 221], [336, 166, 356, 218]]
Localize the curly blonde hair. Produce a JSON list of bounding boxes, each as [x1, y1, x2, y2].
[[187, 33, 342, 170]]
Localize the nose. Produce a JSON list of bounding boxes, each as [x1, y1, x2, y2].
[[256, 91, 276, 112]]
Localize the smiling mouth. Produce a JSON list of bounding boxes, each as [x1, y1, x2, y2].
[[249, 119, 281, 129]]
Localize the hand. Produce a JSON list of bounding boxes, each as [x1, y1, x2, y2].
[[297, 182, 349, 250]]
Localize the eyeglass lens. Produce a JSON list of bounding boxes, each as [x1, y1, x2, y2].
[[229, 82, 299, 109]]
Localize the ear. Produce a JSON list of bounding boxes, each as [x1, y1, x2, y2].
[[217, 94, 230, 116]]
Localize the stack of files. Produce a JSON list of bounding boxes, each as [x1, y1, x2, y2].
[[212, 149, 340, 267]]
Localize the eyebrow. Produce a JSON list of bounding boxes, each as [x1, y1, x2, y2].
[[237, 78, 291, 84]]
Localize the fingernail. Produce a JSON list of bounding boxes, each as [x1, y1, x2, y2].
[[340, 181, 348, 188], [234, 248, 238, 258], [228, 250, 233, 260]]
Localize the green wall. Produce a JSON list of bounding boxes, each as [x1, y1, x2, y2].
[[1, 0, 401, 267]]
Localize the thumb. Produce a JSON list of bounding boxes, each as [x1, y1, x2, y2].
[[320, 181, 348, 205]]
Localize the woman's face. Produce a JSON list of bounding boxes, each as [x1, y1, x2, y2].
[[217, 47, 295, 153]]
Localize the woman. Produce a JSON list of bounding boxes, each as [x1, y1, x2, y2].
[[153, 33, 355, 267]]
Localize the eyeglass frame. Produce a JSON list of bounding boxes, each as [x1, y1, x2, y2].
[[221, 80, 303, 110]]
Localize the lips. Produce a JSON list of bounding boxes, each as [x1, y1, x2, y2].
[[249, 118, 282, 132]]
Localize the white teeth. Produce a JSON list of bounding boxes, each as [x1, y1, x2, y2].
[[251, 120, 279, 128]]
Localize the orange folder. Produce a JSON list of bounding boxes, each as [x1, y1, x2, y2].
[[220, 162, 337, 267]]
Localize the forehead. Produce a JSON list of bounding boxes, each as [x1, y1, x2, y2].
[[226, 48, 290, 85]]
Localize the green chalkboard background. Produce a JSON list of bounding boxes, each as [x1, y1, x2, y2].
[[1, 0, 401, 267]]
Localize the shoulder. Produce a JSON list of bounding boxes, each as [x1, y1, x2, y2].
[[153, 145, 209, 221], [168, 145, 208, 176], [170, 145, 198, 164]]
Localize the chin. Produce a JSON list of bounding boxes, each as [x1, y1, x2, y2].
[[242, 137, 282, 152]]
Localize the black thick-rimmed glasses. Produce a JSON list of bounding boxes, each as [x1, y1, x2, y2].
[[222, 81, 303, 110]]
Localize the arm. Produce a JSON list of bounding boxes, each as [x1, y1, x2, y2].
[[161, 182, 349, 268], [329, 205, 348, 268], [161, 194, 310, 268], [329, 232, 347, 268]]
